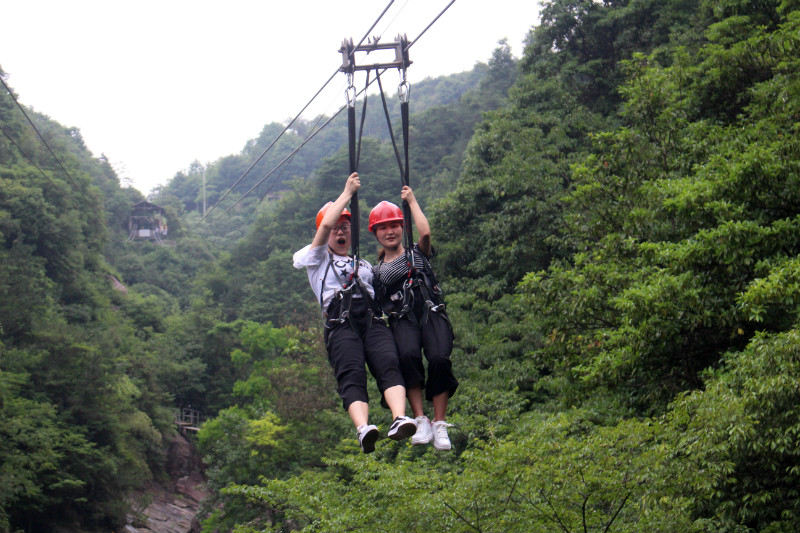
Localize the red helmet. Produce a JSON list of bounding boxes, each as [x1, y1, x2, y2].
[[316, 202, 351, 229], [369, 201, 403, 232]]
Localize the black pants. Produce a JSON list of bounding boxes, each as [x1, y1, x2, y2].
[[392, 309, 458, 401], [324, 298, 404, 410]]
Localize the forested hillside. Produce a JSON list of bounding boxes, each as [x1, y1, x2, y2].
[[0, 34, 511, 533], [196, 0, 800, 532], [0, 72, 175, 531], [3, 0, 800, 532]]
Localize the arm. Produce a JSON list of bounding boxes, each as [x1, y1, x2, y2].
[[401, 186, 431, 257], [311, 172, 361, 249]]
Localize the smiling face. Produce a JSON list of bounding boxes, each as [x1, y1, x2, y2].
[[373, 221, 404, 250], [326, 215, 351, 255]]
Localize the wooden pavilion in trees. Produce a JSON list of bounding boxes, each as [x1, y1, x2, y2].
[[128, 200, 168, 243]]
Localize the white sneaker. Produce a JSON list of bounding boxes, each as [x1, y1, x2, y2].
[[357, 424, 379, 454], [432, 420, 453, 451], [411, 416, 433, 445], [387, 416, 417, 441]]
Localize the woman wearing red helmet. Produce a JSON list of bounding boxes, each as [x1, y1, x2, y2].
[[369, 186, 458, 451], [293, 173, 417, 453]]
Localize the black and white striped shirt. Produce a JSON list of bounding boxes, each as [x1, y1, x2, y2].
[[373, 244, 432, 304]]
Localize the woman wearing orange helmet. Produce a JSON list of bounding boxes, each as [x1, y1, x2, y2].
[[293, 173, 417, 453], [369, 186, 458, 451]]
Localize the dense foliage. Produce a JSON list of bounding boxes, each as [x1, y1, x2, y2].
[[4, 0, 800, 532], [0, 43, 501, 532], [1, 71, 170, 531], [202, 1, 800, 532]]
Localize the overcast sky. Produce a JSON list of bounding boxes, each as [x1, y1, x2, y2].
[[1, 0, 540, 195]]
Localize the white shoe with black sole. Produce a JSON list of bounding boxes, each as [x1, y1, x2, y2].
[[357, 424, 379, 453], [387, 416, 417, 441]]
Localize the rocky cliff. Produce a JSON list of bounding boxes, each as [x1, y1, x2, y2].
[[124, 432, 208, 533]]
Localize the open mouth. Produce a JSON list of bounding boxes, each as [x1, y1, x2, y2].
[[337, 237, 347, 245]]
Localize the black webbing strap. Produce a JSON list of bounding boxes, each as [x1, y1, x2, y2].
[[376, 70, 406, 181], [400, 92, 413, 254], [347, 108, 360, 271], [375, 69, 416, 268], [348, 71, 370, 275], [338, 77, 385, 326]]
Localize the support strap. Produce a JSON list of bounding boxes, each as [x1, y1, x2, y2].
[[329, 72, 384, 329], [399, 73, 415, 261], [346, 71, 370, 276], [338, 35, 421, 324], [340, 34, 414, 260], [375, 68, 415, 267], [347, 75, 360, 271]]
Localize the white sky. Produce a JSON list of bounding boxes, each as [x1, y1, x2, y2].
[[1, 0, 540, 195]]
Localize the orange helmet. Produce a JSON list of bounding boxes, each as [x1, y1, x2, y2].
[[369, 201, 403, 232], [316, 202, 351, 229]]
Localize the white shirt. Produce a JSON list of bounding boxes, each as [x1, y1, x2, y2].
[[293, 244, 375, 310]]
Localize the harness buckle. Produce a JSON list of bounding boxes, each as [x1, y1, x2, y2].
[[425, 299, 445, 313]]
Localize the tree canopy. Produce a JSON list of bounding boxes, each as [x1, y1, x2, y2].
[[4, 1, 800, 531]]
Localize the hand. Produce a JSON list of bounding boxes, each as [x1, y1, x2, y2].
[[400, 185, 416, 204], [345, 172, 361, 195]]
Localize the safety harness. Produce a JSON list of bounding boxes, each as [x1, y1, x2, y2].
[[375, 49, 450, 327], [317, 42, 386, 333], [319, 249, 383, 335], [376, 248, 447, 328]]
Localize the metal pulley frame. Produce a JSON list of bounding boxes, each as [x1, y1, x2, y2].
[[339, 34, 412, 74], [340, 33, 414, 276]]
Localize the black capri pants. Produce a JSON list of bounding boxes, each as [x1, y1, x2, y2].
[[392, 307, 458, 401], [324, 297, 405, 410]]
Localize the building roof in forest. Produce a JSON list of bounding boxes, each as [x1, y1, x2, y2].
[[131, 200, 165, 214]]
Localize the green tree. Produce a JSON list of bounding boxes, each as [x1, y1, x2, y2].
[[666, 327, 800, 531], [197, 321, 339, 532]]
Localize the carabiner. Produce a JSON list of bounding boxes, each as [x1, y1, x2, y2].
[[398, 70, 411, 104], [346, 72, 357, 108]]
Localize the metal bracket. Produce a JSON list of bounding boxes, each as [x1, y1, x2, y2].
[[340, 34, 412, 73]]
